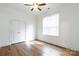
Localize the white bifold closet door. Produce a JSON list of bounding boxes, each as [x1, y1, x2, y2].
[[10, 20, 26, 44]]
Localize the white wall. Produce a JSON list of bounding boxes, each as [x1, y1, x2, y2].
[[0, 4, 36, 47], [37, 4, 79, 51]]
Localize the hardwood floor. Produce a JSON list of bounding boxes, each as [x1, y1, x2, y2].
[[0, 40, 79, 56]]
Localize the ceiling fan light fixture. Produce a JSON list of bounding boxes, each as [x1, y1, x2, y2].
[[24, 3, 46, 11], [32, 3, 39, 10]]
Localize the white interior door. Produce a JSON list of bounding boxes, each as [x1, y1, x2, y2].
[[10, 20, 26, 44]]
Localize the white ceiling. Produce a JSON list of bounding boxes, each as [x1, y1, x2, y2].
[[0, 3, 63, 16]]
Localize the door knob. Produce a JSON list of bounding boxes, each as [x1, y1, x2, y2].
[[17, 32, 20, 34]]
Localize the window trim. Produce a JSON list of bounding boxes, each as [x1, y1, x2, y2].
[[42, 13, 59, 36]]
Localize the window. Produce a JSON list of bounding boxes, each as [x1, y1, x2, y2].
[[43, 13, 59, 36]]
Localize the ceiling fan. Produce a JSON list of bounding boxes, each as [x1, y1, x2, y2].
[[24, 3, 46, 11]]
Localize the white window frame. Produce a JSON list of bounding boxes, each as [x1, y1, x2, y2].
[[42, 13, 59, 36]]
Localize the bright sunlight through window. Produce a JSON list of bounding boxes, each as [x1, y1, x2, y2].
[[43, 13, 59, 36]]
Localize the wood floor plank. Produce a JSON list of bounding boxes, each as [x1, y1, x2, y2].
[[0, 40, 79, 56]]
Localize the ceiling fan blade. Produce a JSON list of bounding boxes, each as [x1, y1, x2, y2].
[[38, 3, 46, 6], [31, 8, 34, 11], [38, 7, 41, 11], [24, 4, 33, 6]]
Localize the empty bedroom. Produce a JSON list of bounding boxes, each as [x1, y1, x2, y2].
[[0, 3, 79, 56]]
